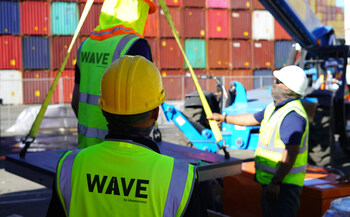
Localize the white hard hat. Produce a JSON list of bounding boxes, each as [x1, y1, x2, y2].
[[273, 65, 308, 95]]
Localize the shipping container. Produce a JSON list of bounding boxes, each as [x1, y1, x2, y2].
[[253, 69, 272, 89], [253, 40, 274, 69], [0, 1, 20, 34], [252, 10, 274, 40], [184, 8, 206, 38], [184, 69, 207, 95], [166, 0, 182, 6], [274, 20, 292, 40], [231, 40, 252, 69], [274, 40, 293, 69], [252, 0, 265, 10], [231, 10, 251, 39], [232, 69, 254, 90], [78, 0, 104, 3], [145, 37, 160, 69], [159, 39, 183, 69], [23, 36, 50, 69], [79, 3, 102, 36], [51, 2, 79, 35], [208, 39, 231, 69], [160, 7, 183, 38], [207, 0, 230, 9], [0, 70, 23, 104], [20, 1, 49, 35], [52, 36, 81, 70], [22, 70, 51, 104], [207, 69, 232, 93], [184, 39, 206, 69], [161, 69, 184, 100], [51, 70, 75, 103], [144, 9, 160, 37], [183, 0, 205, 7], [208, 9, 230, 38], [0, 35, 22, 70], [231, 0, 251, 10]]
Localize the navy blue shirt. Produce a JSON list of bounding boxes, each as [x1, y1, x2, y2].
[[253, 99, 306, 146]]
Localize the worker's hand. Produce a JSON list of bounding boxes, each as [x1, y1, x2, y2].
[[266, 183, 280, 202], [207, 113, 224, 124]]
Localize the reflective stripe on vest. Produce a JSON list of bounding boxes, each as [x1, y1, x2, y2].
[[255, 162, 307, 174]]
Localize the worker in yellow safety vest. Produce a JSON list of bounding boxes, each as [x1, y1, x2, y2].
[[71, 0, 156, 149], [47, 56, 208, 217], [208, 65, 309, 217]]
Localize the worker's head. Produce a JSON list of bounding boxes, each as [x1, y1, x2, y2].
[[99, 55, 166, 130], [94, 0, 156, 35], [273, 65, 308, 95]]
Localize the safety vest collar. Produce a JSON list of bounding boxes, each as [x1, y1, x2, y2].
[[90, 25, 143, 41], [105, 137, 161, 154]]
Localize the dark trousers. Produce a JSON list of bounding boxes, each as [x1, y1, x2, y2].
[[261, 184, 302, 217]]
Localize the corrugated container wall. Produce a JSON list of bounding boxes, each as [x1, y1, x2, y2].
[[252, 10, 274, 40], [0, 1, 20, 34], [231, 11, 251, 39], [51, 2, 79, 35], [161, 69, 184, 100], [184, 39, 206, 69], [79, 3, 102, 36], [252, 40, 274, 69], [160, 7, 183, 38], [207, 0, 231, 9], [22, 36, 50, 69], [207, 69, 232, 93], [274, 40, 293, 69], [253, 69, 272, 89], [78, 0, 104, 3], [166, 0, 182, 6], [184, 69, 207, 94], [232, 40, 252, 69], [159, 39, 183, 69], [274, 20, 292, 40], [252, 0, 265, 10], [51, 70, 74, 103], [144, 9, 159, 37], [20, 1, 49, 35], [232, 69, 254, 90], [184, 8, 206, 38], [183, 0, 205, 7], [208, 9, 230, 38], [208, 39, 231, 69], [52, 36, 81, 69], [22, 70, 51, 104], [0, 70, 23, 104], [145, 37, 160, 69], [0, 35, 22, 69], [231, 0, 252, 10]]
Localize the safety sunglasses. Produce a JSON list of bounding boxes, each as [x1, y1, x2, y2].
[[275, 78, 283, 84]]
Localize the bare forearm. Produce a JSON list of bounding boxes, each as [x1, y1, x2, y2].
[[225, 113, 260, 126]]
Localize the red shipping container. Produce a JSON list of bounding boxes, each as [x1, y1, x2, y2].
[[51, 70, 75, 103], [145, 37, 160, 69], [0, 35, 22, 69], [184, 69, 207, 94], [159, 39, 183, 69], [274, 20, 292, 40], [252, 0, 265, 10], [207, 0, 231, 9], [208, 39, 231, 69], [161, 69, 184, 100], [22, 70, 51, 104], [232, 69, 254, 90], [78, 0, 104, 3], [231, 10, 251, 39], [208, 9, 230, 38], [79, 3, 102, 36], [184, 8, 206, 38], [183, 0, 205, 7], [232, 40, 252, 69], [160, 7, 183, 37], [207, 69, 232, 93], [252, 40, 274, 69], [231, 0, 252, 10], [166, 0, 182, 6], [20, 1, 49, 35], [52, 36, 81, 70], [144, 10, 159, 37]]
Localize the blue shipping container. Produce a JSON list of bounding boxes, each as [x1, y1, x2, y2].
[[51, 2, 78, 35], [274, 40, 293, 69], [184, 39, 206, 69], [0, 1, 20, 34], [253, 69, 272, 89], [23, 36, 50, 69]]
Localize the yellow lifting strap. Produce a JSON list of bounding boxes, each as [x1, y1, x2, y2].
[[158, 0, 224, 144], [20, 0, 95, 158]]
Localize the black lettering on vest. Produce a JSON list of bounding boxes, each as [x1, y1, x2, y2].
[[105, 177, 120, 195], [96, 53, 104, 64], [136, 179, 149, 199], [81, 52, 90, 63], [87, 174, 107, 193], [89, 53, 95, 63], [121, 178, 135, 196], [102, 53, 110, 65]]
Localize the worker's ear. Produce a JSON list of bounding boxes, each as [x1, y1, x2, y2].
[[151, 107, 159, 121]]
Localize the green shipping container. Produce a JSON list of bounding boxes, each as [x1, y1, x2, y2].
[[51, 2, 78, 35], [184, 39, 206, 69]]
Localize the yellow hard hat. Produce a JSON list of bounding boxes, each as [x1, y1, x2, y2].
[[99, 55, 167, 115]]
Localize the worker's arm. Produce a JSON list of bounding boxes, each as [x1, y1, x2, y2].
[[207, 113, 260, 126]]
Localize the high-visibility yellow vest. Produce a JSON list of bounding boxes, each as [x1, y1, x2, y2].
[[77, 32, 148, 148], [255, 100, 309, 187], [56, 140, 196, 217]]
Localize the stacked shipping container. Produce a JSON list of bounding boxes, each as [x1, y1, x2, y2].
[[0, 0, 345, 103]]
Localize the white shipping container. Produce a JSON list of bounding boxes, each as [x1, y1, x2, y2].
[[252, 10, 275, 40], [0, 70, 23, 104]]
